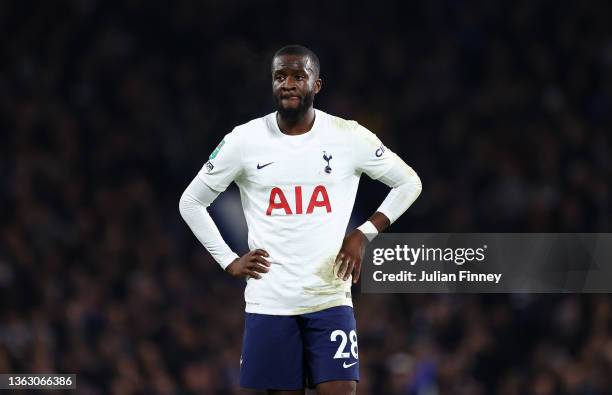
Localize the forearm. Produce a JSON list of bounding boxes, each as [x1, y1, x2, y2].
[[179, 176, 239, 269]]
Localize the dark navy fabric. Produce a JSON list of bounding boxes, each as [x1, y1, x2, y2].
[[240, 306, 359, 390]]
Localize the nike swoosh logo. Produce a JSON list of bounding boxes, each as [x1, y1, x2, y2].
[[343, 361, 358, 368], [257, 162, 274, 169]]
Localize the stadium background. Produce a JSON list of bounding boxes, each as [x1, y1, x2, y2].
[[1, 0, 612, 394]]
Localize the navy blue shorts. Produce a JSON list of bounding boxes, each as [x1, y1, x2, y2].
[[240, 305, 359, 390]]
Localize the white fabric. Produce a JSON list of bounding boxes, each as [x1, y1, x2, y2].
[[375, 156, 422, 224], [185, 109, 421, 315], [179, 177, 239, 269], [357, 221, 379, 241]]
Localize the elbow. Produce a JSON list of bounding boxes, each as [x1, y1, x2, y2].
[[413, 173, 423, 199], [178, 192, 191, 220], [403, 167, 422, 201], [179, 178, 217, 221]]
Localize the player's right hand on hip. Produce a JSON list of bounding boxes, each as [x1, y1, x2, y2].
[[226, 249, 271, 279]]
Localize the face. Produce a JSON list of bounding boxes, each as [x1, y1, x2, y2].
[[272, 54, 322, 119]]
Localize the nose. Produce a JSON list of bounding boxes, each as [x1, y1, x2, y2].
[[280, 76, 298, 90]]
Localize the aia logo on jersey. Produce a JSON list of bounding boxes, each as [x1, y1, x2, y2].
[[266, 185, 332, 215]]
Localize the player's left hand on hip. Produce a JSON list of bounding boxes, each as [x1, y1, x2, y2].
[[335, 229, 367, 283]]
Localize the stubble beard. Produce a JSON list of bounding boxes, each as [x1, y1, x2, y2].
[[274, 91, 315, 122]]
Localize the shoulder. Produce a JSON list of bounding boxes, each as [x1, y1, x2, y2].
[[320, 110, 360, 133], [322, 110, 373, 136], [321, 110, 379, 146], [211, 117, 266, 157], [230, 113, 274, 141]]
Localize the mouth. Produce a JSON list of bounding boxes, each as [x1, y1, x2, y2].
[[281, 95, 301, 101]]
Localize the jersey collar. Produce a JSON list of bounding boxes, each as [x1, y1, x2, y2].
[[268, 109, 323, 142]]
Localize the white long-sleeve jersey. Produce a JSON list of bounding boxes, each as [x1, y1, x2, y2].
[[180, 109, 421, 315]]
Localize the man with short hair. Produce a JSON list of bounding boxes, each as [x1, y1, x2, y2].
[[179, 44, 422, 395]]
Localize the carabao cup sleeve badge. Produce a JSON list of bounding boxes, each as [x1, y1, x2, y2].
[[209, 139, 225, 160]]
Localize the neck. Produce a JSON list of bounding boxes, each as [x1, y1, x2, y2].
[[277, 107, 316, 135]]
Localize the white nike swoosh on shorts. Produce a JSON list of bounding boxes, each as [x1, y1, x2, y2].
[[343, 361, 358, 368]]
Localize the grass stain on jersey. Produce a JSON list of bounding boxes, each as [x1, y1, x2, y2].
[[302, 254, 346, 296], [288, 300, 350, 315], [292, 254, 353, 315]]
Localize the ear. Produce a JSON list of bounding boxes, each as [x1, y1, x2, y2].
[[314, 77, 322, 94]]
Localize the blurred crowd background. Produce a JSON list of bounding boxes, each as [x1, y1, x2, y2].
[[1, 0, 612, 394]]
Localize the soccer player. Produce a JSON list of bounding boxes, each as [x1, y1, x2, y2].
[[179, 45, 422, 395]]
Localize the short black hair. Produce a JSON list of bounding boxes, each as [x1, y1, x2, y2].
[[272, 45, 320, 76]]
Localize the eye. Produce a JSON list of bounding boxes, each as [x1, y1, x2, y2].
[[274, 74, 285, 81], [295, 74, 305, 81]]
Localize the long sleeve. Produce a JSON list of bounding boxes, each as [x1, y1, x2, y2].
[[375, 157, 422, 224], [179, 175, 239, 269], [352, 122, 422, 224]]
